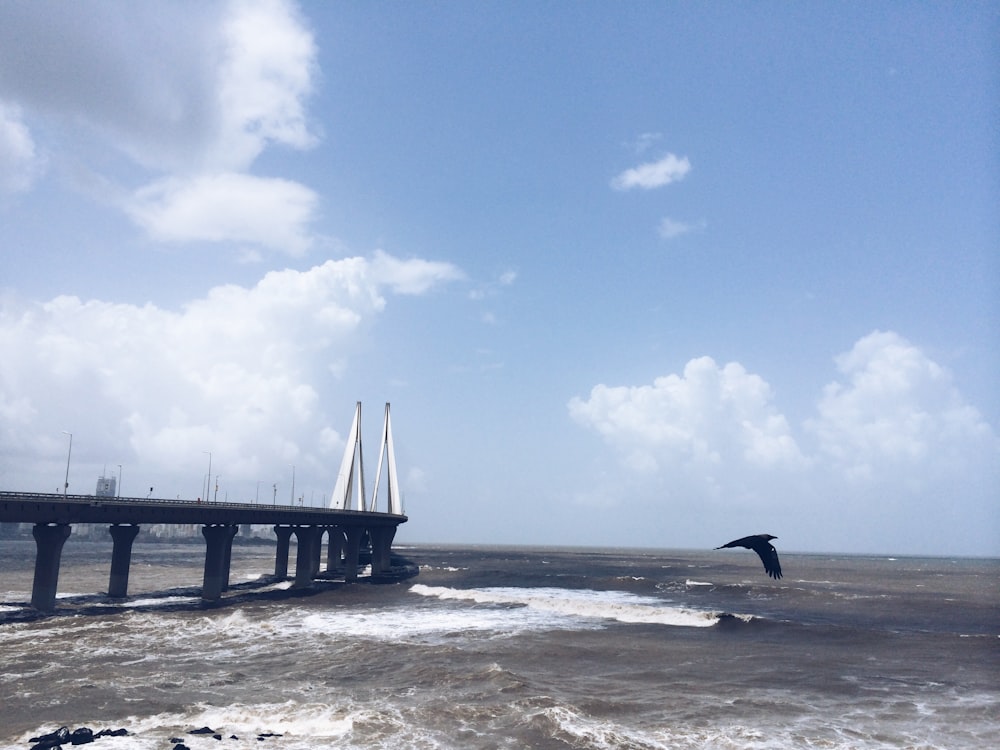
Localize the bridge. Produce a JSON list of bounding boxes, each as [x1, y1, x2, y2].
[[0, 403, 411, 612]]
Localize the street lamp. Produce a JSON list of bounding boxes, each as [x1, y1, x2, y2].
[[290, 465, 295, 506], [203, 451, 212, 502], [61, 431, 72, 496], [117, 464, 122, 498]]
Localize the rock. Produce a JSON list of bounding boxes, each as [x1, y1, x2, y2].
[[94, 729, 129, 738], [29, 726, 70, 749], [69, 727, 94, 745], [172, 745, 190, 750], [189, 727, 216, 735]]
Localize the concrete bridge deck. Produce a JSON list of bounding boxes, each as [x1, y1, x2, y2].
[[0, 491, 409, 612], [0, 491, 404, 527]]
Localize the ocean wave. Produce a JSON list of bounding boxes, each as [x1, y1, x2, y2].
[[8, 700, 413, 750], [119, 595, 202, 608], [409, 584, 724, 628], [7, 692, 988, 750], [530, 701, 978, 750], [298, 599, 581, 642]]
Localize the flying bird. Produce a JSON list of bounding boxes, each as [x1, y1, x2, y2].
[[715, 534, 783, 579]]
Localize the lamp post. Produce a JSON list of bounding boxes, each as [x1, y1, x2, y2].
[[203, 451, 212, 502], [117, 464, 122, 498], [61, 431, 72, 496], [290, 465, 295, 506]]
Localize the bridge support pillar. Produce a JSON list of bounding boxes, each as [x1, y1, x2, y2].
[[201, 524, 235, 601], [343, 526, 364, 583], [107, 524, 141, 598], [30, 523, 72, 612], [311, 527, 324, 577], [326, 527, 345, 573], [273, 525, 293, 579], [370, 526, 396, 575], [222, 524, 238, 591], [293, 526, 322, 588]]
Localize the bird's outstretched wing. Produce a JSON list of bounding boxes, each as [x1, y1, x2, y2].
[[716, 535, 760, 551], [715, 534, 783, 579], [750, 539, 782, 579]]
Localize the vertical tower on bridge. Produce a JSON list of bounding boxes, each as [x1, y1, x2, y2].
[[329, 402, 402, 514], [330, 401, 366, 511], [370, 402, 403, 515]]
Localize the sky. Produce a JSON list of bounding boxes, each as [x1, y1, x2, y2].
[[0, 1, 997, 557]]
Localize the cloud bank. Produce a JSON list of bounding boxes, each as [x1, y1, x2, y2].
[[0, 0, 319, 254], [0, 252, 462, 497], [569, 331, 999, 554]]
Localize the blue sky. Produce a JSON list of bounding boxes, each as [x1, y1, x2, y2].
[[1, 1, 997, 556]]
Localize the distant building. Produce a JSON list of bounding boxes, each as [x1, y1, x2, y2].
[[96, 475, 117, 497]]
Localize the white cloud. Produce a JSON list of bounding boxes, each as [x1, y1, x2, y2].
[[0, 100, 44, 193], [370, 249, 466, 294], [0, 252, 462, 497], [806, 330, 997, 485], [611, 153, 691, 191], [569, 332, 999, 553], [658, 217, 703, 240], [214, 0, 318, 171], [0, 0, 317, 174], [0, 0, 320, 252], [569, 356, 807, 483], [128, 172, 318, 255], [630, 132, 662, 155], [570, 333, 998, 493]]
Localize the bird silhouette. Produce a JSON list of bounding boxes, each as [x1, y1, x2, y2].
[[715, 534, 782, 579]]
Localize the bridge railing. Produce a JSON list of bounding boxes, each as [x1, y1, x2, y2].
[[0, 491, 402, 516]]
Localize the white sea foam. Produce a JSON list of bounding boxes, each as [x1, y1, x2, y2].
[[8, 702, 358, 750], [535, 701, 978, 750], [121, 596, 200, 608], [134, 701, 360, 743], [409, 584, 721, 628], [5, 693, 983, 750], [298, 599, 578, 642], [6, 700, 448, 750]]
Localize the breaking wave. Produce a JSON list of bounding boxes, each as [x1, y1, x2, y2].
[[409, 584, 729, 628]]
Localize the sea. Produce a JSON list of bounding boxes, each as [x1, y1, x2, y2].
[[1, 537, 997, 749]]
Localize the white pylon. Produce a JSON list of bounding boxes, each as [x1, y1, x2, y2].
[[370, 403, 403, 515], [330, 402, 366, 510]]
